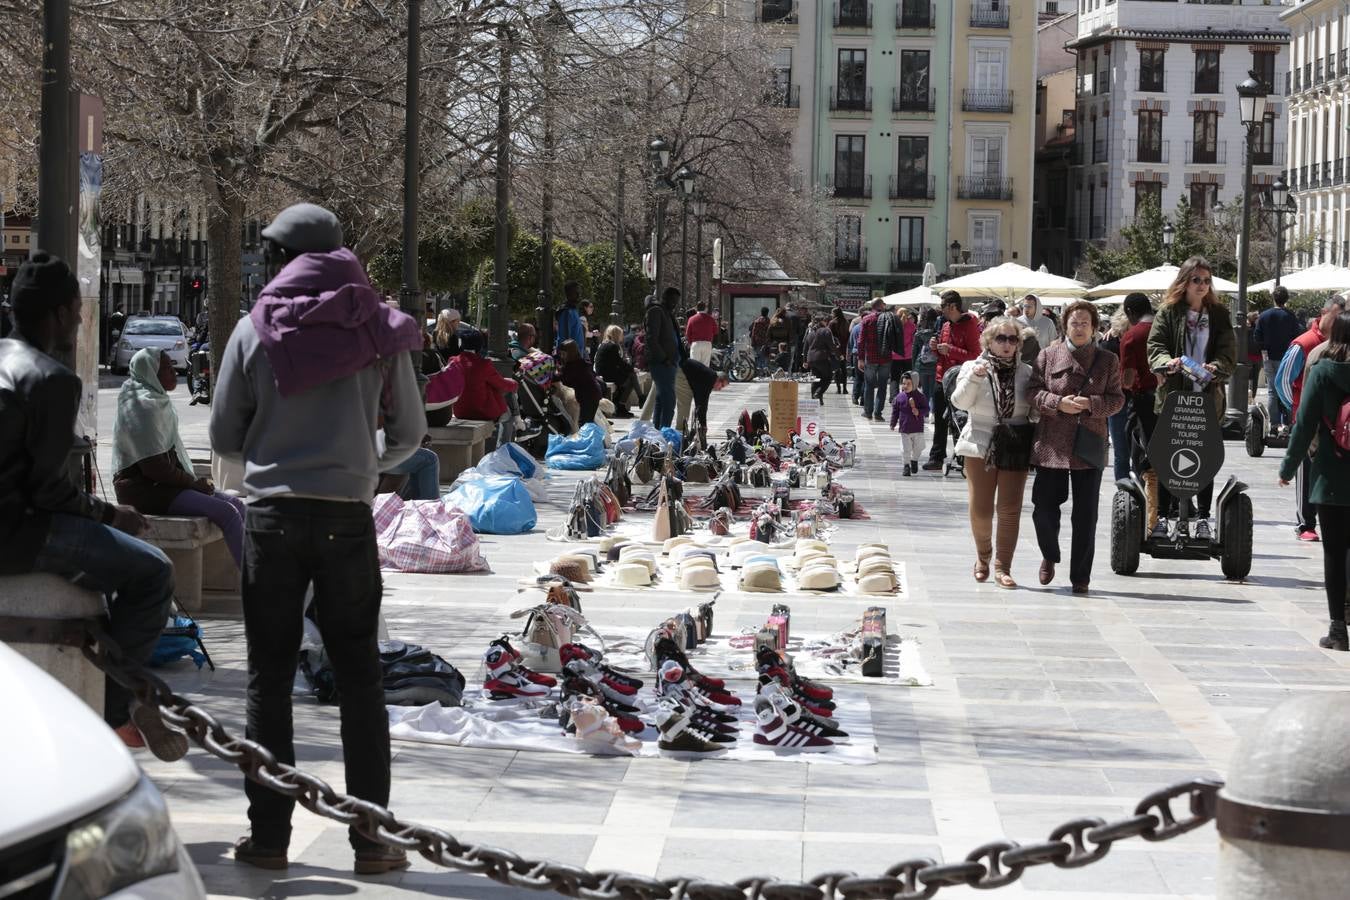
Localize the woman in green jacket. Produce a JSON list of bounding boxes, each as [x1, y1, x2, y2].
[[1280, 311, 1350, 651], [1146, 256, 1236, 540]]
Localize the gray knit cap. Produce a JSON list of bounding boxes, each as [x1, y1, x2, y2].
[[261, 203, 344, 253]]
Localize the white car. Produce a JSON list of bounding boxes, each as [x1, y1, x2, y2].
[[111, 316, 189, 375], [0, 642, 206, 899]]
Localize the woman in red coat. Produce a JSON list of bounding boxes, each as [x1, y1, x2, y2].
[[449, 331, 518, 442]]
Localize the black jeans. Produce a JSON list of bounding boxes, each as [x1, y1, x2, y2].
[[929, 380, 950, 462], [1320, 506, 1350, 621], [242, 498, 388, 852], [834, 359, 848, 392], [811, 363, 833, 400], [1032, 467, 1104, 586]]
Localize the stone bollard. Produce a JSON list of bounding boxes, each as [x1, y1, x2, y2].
[[1216, 694, 1350, 899], [0, 573, 106, 714]]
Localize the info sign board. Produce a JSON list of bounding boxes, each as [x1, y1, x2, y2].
[[1147, 391, 1223, 501]]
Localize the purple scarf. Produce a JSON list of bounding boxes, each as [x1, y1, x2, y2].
[[250, 248, 423, 397]]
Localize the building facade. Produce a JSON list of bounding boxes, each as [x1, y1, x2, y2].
[[1283, 0, 1350, 268], [1033, 12, 1079, 275], [1067, 0, 1290, 272], [758, 0, 1035, 307]]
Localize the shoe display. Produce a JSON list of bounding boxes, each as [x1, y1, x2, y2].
[[652, 635, 726, 690], [559, 643, 644, 691], [654, 704, 727, 755], [760, 681, 848, 739], [1320, 620, 1349, 651], [752, 696, 833, 752], [1194, 520, 1212, 542], [756, 647, 833, 702], [491, 637, 557, 687], [484, 645, 552, 699], [1299, 529, 1321, 542]]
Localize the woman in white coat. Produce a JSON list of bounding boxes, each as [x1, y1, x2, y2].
[[950, 317, 1037, 588]]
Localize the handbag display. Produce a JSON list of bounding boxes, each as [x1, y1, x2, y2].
[[512, 603, 595, 673], [859, 606, 886, 678], [605, 456, 632, 506], [652, 476, 691, 541], [676, 611, 699, 650], [766, 604, 790, 651], [709, 507, 733, 536], [835, 491, 856, 519]]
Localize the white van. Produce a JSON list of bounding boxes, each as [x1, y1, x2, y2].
[[0, 642, 206, 898]]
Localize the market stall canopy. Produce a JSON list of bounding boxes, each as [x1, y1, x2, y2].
[[1085, 265, 1238, 298], [932, 262, 1087, 300], [881, 285, 942, 307], [1248, 263, 1350, 295]]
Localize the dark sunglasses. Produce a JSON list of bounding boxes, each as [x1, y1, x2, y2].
[[992, 333, 1020, 345], [1189, 276, 1212, 286]]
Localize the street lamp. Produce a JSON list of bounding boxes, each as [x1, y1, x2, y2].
[[1162, 220, 1175, 264], [948, 240, 962, 267], [1228, 71, 1269, 428], [675, 168, 697, 305], [647, 138, 673, 300], [1266, 175, 1296, 288], [692, 197, 707, 310]]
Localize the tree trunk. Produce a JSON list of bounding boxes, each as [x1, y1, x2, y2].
[[206, 193, 244, 387]]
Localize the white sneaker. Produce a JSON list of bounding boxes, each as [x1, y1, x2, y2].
[[513, 416, 528, 432]]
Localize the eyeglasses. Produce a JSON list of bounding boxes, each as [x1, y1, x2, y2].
[[992, 334, 1020, 345], [1189, 277, 1212, 286]]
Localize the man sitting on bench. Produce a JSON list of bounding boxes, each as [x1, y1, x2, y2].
[[0, 252, 185, 760]]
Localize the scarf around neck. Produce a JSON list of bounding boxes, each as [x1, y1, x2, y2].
[[983, 350, 1017, 420], [112, 348, 195, 476]]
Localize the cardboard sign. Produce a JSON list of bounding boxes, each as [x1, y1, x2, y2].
[[768, 378, 799, 444], [1147, 391, 1224, 501], [796, 400, 823, 441]]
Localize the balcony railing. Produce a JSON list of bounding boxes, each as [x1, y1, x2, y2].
[[957, 176, 1013, 201], [896, 2, 934, 29], [970, 4, 1009, 28], [773, 84, 800, 108], [1251, 142, 1285, 167], [965, 249, 1003, 268], [891, 247, 925, 271], [826, 172, 872, 199], [1092, 138, 1108, 164], [834, 247, 867, 271], [756, 0, 797, 23], [1312, 161, 1323, 186], [1186, 141, 1226, 165], [892, 87, 936, 113], [888, 174, 935, 200], [833, 0, 872, 28], [1128, 139, 1168, 164], [962, 88, 1013, 113], [1285, 71, 1291, 96], [829, 84, 872, 112], [1337, 159, 1346, 186], [1341, 49, 1348, 79]]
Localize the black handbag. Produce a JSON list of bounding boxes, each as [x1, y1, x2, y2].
[[983, 368, 1034, 471]]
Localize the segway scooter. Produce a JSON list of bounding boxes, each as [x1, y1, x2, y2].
[[1243, 402, 1291, 458], [1110, 363, 1253, 581]]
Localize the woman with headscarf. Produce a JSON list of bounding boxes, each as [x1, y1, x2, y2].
[[113, 348, 245, 566]]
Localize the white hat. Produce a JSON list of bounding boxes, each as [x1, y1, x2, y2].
[[663, 536, 695, 554], [855, 543, 889, 560], [623, 554, 658, 577], [799, 565, 840, 591], [796, 539, 830, 554], [858, 557, 895, 578], [679, 556, 717, 574], [680, 565, 721, 591], [740, 561, 783, 592], [612, 563, 654, 587], [857, 569, 898, 594], [598, 536, 629, 553]]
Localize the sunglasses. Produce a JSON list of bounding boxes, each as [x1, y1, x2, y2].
[[1189, 277, 1212, 286], [992, 334, 1020, 345]]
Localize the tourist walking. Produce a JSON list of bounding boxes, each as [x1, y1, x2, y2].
[[950, 318, 1036, 589], [1016, 293, 1057, 349], [750, 306, 772, 372], [1146, 256, 1236, 540], [1100, 310, 1131, 483], [923, 291, 982, 470], [1254, 285, 1301, 430], [829, 306, 850, 394], [806, 315, 840, 402], [889, 371, 930, 476], [1, 252, 182, 760], [1279, 310, 1350, 650], [210, 203, 425, 874], [113, 347, 246, 566], [911, 306, 940, 401], [857, 298, 893, 421], [1029, 300, 1125, 594], [644, 287, 684, 429], [848, 313, 865, 404], [888, 306, 916, 402]]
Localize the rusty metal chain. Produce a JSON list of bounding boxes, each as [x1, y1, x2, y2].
[[82, 623, 1223, 900]]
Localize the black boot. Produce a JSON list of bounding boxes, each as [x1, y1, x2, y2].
[[1320, 620, 1348, 651]]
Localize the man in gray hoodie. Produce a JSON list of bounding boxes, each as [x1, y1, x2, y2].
[[210, 203, 423, 875]]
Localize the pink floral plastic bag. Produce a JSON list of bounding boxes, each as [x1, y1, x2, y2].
[[373, 493, 490, 573]]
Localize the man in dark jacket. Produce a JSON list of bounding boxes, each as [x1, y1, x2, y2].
[[643, 287, 683, 427], [1254, 285, 1302, 429], [211, 203, 423, 875], [923, 290, 982, 470], [0, 253, 181, 759]]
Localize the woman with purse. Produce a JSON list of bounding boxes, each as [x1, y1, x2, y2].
[[1029, 300, 1125, 594], [949, 317, 1037, 588]]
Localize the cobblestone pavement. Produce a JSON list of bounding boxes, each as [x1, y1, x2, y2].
[[96, 375, 1345, 899]]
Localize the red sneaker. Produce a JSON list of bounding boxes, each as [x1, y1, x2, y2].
[[114, 722, 146, 750]]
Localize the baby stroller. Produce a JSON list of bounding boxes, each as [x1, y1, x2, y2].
[[940, 366, 967, 478], [517, 372, 576, 459]]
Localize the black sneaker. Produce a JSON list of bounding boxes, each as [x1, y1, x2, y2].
[[921, 460, 943, 471], [1194, 520, 1212, 542], [233, 836, 289, 870], [1173, 520, 1190, 540], [1149, 520, 1169, 541]]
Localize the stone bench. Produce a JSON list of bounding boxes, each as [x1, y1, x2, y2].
[[143, 516, 240, 615], [428, 419, 495, 484], [0, 574, 106, 713]]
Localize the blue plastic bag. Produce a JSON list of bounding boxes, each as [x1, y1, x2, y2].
[[445, 475, 537, 534], [660, 427, 683, 456], [545, 422, 607, 470], [150, 615, 207, 668]]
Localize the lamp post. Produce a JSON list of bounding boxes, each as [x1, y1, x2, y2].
[[948, 240, 962, 272], [1228, 71, 1268, 428], [675, 166, 695, 305], [693, 197, 706, 309], [1267, 175, 1295, 288], [648, 138, 672, 299], [1162, 220, 1175, 264], [400, 0, 422, 316]]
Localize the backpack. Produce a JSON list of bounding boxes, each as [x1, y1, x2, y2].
[[1329, 394, 1350, 456]]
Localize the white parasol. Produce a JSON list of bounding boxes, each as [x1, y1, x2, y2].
[[932, 262, 1087, 300], [1085, 264, 1238, 298]]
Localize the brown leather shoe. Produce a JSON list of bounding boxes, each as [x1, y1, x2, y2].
[[1072, 582, 1090, 595], [355, 847, 411, 875], [233, 836, 289, 870], [1038, 560, 1055, 585]]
